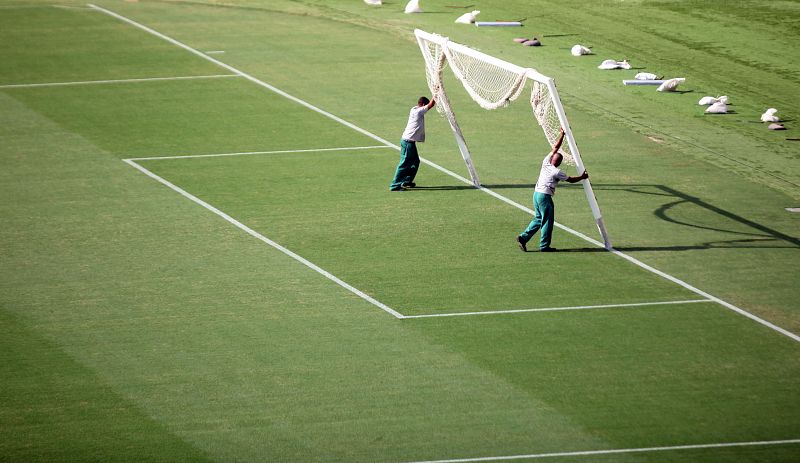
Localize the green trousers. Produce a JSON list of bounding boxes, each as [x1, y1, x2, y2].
[[390, 139, 419, 190], [519, 191, 555, 249]]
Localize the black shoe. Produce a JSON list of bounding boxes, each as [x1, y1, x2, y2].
[[540, 247, 558, 252], [516, 236, 527, 252], [401, 182, 416, 188], [390, 187, 405, 192]]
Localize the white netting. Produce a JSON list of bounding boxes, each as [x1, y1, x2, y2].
[[419, 37, 446, 113], [418, 36, 527, 111], [442, 46, 528, 110], [530, 81, 575, 165], [417, 33, 573, 165]]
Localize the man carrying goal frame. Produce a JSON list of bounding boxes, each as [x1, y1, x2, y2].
[[517, 128, 589, 252], [413, 29, 611, 250], [390, 95, 436, 191]]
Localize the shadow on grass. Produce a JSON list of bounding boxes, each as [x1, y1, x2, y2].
[[591, 183, 800, 249], [560, 238, 792, 253], [411, 185, 476, 191], [413, 181, 798, 250], [482, 183, 537, 190], [410, 183, 536, 191]]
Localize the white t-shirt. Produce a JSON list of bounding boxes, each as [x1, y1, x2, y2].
[[401, 105, 430, 142], [534, 153, 569, 196]]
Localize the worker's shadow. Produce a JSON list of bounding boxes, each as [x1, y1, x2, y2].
[[559, 183, 800, 252], [412, 185, 476, 191]]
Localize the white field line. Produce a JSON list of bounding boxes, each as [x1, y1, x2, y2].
[[52, 4, 93, 9], [127, 145, 393, 161], [0, 74, 239, 89], [123, 158, 405, 320], [402, 299, 712, 319], [128, 141, 709, 320], [127, 147, 688, 322], [404, 438, 800, 463], [124, 145, 712, 318], [205, 50, 225, 54], [94, 4, 800, 342]]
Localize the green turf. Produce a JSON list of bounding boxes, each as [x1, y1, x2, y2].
[[1, 1, 799, 462], [137, 149, 701, 314], [0, 310, 214, 462], [6, 78, 378, 157], [0, 3, 222, 84]]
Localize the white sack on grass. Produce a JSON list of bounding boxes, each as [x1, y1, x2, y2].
[[598, 59, 631, 70], [698, 95, 729, 105], [455, 10, 480, 24], [657, 77, 685, 92], [705, 101, 728, 114], [761, 108, 780, 122], [571, 44, 591, 56], [404, 0, 422, 13], [635, 72, 659, 80]]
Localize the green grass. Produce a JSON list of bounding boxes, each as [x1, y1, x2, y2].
[[1, 1, 799, 462], [140, 149, 701, 314]]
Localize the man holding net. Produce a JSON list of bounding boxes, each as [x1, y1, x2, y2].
[[517, 128, 588, 252], [390, 95, 436, 191]]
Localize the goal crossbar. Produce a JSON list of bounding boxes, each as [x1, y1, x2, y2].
[[414, 29, 611, 249]]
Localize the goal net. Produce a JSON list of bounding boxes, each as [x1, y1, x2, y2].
[[415, 29, 611, 249]]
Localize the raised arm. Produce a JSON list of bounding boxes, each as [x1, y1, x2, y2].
[[551, 127, 566, 155], [426, 96, 436, 110]]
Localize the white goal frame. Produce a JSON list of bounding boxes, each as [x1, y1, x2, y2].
[[414, 29, 611, 250]]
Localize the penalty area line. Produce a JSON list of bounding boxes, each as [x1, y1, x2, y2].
[[402, 299, 712, 319], [403, 438, 800, 463], [0, 74, 239, 89], [126, 145, 394, 161], [123, 159, 405, 320]]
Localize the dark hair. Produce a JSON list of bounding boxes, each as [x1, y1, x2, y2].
[[551, 152, 563, 167], [418, 96, 430, 106]]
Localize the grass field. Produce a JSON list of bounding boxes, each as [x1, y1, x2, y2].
[[1, 1, 799, 462]]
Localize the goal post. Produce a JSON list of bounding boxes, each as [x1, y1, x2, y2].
[[414, 29, 612, 250]]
